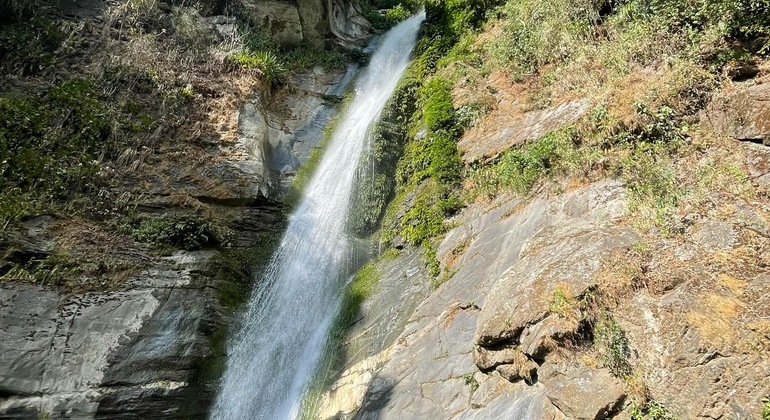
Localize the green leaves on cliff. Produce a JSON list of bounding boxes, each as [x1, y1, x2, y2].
[[0, 79, 113, 221]]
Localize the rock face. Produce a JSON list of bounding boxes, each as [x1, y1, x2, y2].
[[459, 99, 588, 163], [0, 252, 218, 418], [317, 181, 634, 419], [237, 0, 370, 48], [702, 82, 770, 145], [0, 65, 356, 418]]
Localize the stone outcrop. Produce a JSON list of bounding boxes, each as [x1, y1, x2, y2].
[[702, 82, 770, 145], [317, 180, 634, 419], [0, 252, 218, 418], [459, 99, 588, 163], [0, 64, 356, 418], [237, 0, 370, 48]]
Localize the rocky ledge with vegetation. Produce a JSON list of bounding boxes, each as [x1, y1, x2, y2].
[[318, 0, 770, 418], [0, 0, 369, 417]]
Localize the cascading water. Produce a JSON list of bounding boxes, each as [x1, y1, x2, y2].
[[210, 12, 426, 420]]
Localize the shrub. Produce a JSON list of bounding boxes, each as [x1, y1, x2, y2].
[[0, 79, 115, 221], [629, 400, 678, 420], [595, 315, 633, 378], [489, 0, 599, 79], [131, 216, 219, 251], [0, 17, 64, 76]]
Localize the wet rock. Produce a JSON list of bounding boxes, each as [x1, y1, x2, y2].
[[702, 82, 770, 145], [540, 363, 626, 420]]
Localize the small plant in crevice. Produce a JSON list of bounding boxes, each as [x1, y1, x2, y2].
[[629, 399, 678, 420], [129, 216, 220, 252], [594, 315, 633, 378], [462, 372, 479, 393], [762, 396, 770, 420]]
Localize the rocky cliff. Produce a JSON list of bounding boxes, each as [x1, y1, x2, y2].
[[314, 1, 770, 418], [0, 0, 365, 417]]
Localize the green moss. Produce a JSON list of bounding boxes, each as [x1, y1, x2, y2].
[[421, 77, 455, 131], [0, 78, 117, 222], [214, 232, 282, 311]]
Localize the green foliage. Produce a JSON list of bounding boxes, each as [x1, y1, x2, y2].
[[231, 50, 287, 85], [462, 372, 479, 393], [639, 0, 770, 52], [215, 233, 281, 311], [629, 400, 678, 420], [595, 315, 633, 378], [762, 396, 770, 420], [0, 79, 114, 221], [400, 183, 449, 245], [365, 3, 412, 31], [0, 17, 64, 76], [130, 216, 219, 251], [489, 0, 598, 79], [421, 77, 455, 131], [471, 129, 577, 197], [550, 287, 570, 316], [0, 251, 77, 287], [230, 21, 351, 85], [337, 261, 380, 328]]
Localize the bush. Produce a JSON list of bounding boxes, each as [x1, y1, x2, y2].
[[0, 79, 115, 221], [595, 315, 633, 378], [0, 17, 64, 76], [131, 216, 219, 251], [489, 0, 599, 79]]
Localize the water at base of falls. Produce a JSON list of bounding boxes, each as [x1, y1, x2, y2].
[[210, 12, 426, 420]]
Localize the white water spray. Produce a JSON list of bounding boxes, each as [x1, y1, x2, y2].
[[210, 13, 425, 420]]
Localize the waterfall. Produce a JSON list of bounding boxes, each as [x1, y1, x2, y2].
[[210, 12, 426, 420]]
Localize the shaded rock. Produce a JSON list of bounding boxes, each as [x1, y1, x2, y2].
[[540, 363, 626, 420], [239, 0, 304, 46], [472, 344, 520, 371], [494, 353, 538, 384], [459, 100, 587, 163], [519, 315, 580, 361], [702, 82, 770, 145], [327, 0, 371, 48]]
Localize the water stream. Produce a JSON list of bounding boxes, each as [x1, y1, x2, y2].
[[210, 13, 426, 420]]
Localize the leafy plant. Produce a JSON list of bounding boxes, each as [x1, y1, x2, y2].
[[629, 400, 678, 420], [131, 216, 219, 251], [595, 315, 633, 378]]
